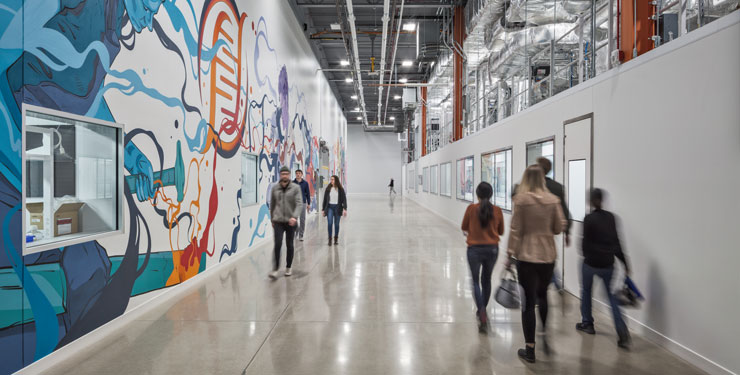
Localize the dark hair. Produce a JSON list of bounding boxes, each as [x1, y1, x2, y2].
[[476, 182, 494, 227], [591, 188, 604, 202], [536, 157, 552, 175], [331, 175, 344, 192], [296, 169, 303, 173]]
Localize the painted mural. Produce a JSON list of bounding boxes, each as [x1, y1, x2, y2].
[[0, 0, 347, 372]]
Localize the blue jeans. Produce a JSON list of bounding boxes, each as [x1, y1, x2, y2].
[[467, 245, 498, 312], [580, 262, 628, 338], [327, 204, 341, 237]]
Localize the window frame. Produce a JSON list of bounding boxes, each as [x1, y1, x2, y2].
[[480, 146, 514, 212], [422, 166, 429, 193], [241, 151, 259, 207], [456, 155, 475, 202], [525, 136, 556, 179], [439, 161, 452, 198], [430, 164, 439, 195], [22, 104, 125, 255]]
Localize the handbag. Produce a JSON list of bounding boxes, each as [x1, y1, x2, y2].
[[616, 277, 643, 308], [495, 266, 524, 309]]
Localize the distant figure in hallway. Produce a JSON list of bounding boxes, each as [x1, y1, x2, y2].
[[507, 165, 566, 363], [323, 175, 347, 246], [293, 169, 311, 241], [576, 188, 632, 349], [269, 166, 304, 279], [461, 182, 505, 333], [389, 178, 396, 196]]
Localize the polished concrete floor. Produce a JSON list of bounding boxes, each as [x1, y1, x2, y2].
[[47, 196, 704, 375]]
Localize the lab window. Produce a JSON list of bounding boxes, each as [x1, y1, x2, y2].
[[24, 106, 123, 254]]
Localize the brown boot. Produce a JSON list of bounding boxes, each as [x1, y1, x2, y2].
[[334, 236, 339, 245], [328, 237, 333, 246]]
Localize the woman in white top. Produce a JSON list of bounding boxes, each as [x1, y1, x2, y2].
[[322, 175, 347, 245]]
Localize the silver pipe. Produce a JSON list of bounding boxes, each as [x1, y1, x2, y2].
[[383, 0, 405, 123]]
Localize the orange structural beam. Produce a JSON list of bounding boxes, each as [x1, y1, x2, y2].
[[421, 86, 428, 156], [452, 6, 465, 142], [620, 0, 655, 62]]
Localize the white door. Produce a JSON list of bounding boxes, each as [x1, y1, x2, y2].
[[562, 114, 593, 295]]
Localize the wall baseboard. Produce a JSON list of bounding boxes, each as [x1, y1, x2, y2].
[[407, 195, 736, 375], [587, 296, 736, 375], [16, 234, 276, 374]]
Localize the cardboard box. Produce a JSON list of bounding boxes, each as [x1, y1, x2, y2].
[[54, 202, 85, 237], [26, 202, 44, 230]]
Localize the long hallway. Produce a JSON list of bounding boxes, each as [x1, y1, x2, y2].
[[43, 196, 704, 375]]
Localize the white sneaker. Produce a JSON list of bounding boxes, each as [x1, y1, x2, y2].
[[268, 271, 279, 279], [285, 268, 292, 276], [299, 236, 304, 241]]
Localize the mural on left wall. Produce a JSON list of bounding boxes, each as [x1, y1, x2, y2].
[[0, 0, 346, 373]]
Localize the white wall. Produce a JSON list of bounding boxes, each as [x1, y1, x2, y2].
[[347, 125, 403, 194], [404, 12, 740, 375]]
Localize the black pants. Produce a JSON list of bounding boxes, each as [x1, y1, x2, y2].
[[517, 261, 555, 344], [273, 222, 296, 271], [466, 245, 498, 312]]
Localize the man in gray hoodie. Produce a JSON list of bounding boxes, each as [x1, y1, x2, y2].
[[269, 166, 303, 278]]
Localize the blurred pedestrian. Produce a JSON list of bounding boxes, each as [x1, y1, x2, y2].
[[388, 178, 396, 196], [462, 182, 505, 333], [507, 165, 566, 363], [576, 188, 632, 349]]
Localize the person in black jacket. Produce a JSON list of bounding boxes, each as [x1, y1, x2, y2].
[[323, 175, 347, 245], [576, 188, 632, 349], [293, 169, 311, 241]]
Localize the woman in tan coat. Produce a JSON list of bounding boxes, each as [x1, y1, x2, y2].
[[507, 165, 566, 363]]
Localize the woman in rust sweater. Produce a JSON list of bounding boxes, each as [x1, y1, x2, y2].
[[461, 181, 505, 333]]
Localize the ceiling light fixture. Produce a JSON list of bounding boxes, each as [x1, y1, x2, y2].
[[354, 107, 360, 112], [330, 23, 341, 31], [394, 95, 401, 100], [340, 60, 350, 66], [351, 95, 358, 99], [356, 116, 362, 120], [401, 60, 413, 67], [399, 78, 408, 83], [389, 116, 396, 121], [402, 23, 416, 31], [345, 78, 353, 83]]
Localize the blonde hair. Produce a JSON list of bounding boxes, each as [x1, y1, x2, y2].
[[517, 165, 547, 194]]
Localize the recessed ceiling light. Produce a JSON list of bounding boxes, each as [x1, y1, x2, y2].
[[351, 95, 358, 99], [401, 60, 413, 67], [399, 78, 408, 83], [394, 95, 401, 100], [354, 107, 360, 111], [330, 23, 341, 31], [389, 116, 396, 120], [403, 23, 416, 31], [356, 116, 362, 120], [345, 78, 353, 83], [340, 60, 350, 66]]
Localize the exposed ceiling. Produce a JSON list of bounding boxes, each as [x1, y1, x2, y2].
[[288, 0, 458, 129]]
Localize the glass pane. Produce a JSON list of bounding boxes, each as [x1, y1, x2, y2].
[[458, 157, 474, 201], [526, 139, 555, 179], [241, 153, 258, 206], [25, 110, 121, 251], [505, 149, 512, 210], [494, 151, 507, 208], [568, 159, 587, 221]]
